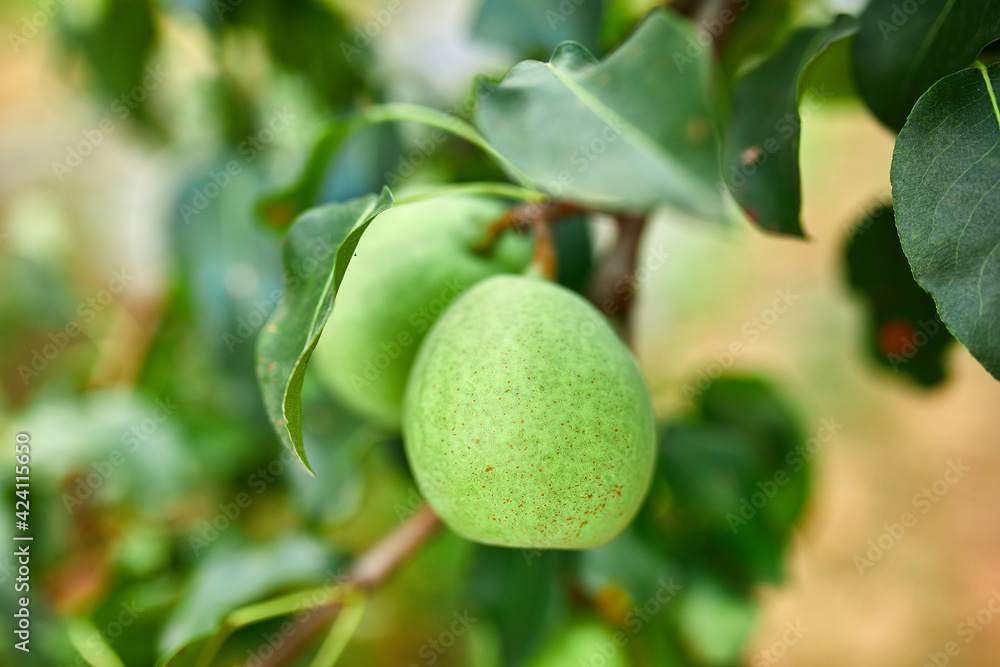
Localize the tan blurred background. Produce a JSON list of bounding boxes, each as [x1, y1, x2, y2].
[[636, 107, 1000, 665]]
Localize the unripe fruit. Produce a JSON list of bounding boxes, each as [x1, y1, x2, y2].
[[313, 196, 532, 429], [403, 275, 656, 549]]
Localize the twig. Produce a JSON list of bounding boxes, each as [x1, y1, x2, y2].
[[691, 0, 742, 53], [349, 505, 441, 587], [586, 213, 647, 346], [255, 506, 441, 667]]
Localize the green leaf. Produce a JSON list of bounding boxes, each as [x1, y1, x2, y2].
[[676, 572, 756, 665], [256, 189, 394, 472], [465, 546, 569, 667], [475, 9, 726, 219], [638, 376, 809, 587], [258, 122, 362, 228], [259, 103, 518, 227], [523, 618, 633, 667], [217, 0, 363, 110], [473, 0, 604, 56], [67, 618, 126, 667], [853, 0, 1000, 130], [158, 535, 337, 664], [891, 63, 1000, 380], [845, 204, 954, 385], [58, 0, 160, 130], [723, 15, 856, 236], [578, 529, 681, 605], [717, 0, 797, 80]]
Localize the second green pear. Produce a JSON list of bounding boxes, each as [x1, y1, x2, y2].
[[313, 195, 532, 429]]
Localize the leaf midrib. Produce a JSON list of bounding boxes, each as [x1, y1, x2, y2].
[[543, 61, 713, 202]]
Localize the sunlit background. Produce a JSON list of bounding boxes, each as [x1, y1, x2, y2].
[[2, 0, 1000, 665]]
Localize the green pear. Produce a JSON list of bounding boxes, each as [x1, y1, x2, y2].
[[403, 275, 656, 549], [313, 196, 532, 429]]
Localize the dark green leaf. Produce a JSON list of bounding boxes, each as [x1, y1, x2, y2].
[[577, 529, 681, 605], [216, 0, 363, 109], [258, 121, 366, 228], [723, 15, 856, 236], [891, 63, 1000, 380], [638, 376, 809, 588], [257, 121, 392, 229], [854, 0, 1000, 130], [256, 189, 394, 472], [158, 535, 337, 664], [473, 0, 604, 56], [845, 204, 954, 385], [58, 0, 160, 129], [465, 546, 569, 667], [475, 9, 726, 219], [718, 0, 797, 79]]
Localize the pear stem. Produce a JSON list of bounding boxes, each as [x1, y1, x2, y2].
[[474, 201, 584, 281]]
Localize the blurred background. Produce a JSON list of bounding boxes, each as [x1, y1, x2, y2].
[[2, 0, 1000, 665]]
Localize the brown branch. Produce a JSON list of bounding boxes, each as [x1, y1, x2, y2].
[[586, 213, 648, 346], [679, 0, 742, 54], [257, 506, 441, 667], [349, 505, 441, 587]]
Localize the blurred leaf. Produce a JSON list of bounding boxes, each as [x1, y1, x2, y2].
[[845, 204, 954, 385], [719, 0, 797, 79], [475, 9, 726, 219], [891, 63, 1000, 380], [468, 622, 504, 667], [676, 572, 756, 665], [465, 546, 569, 667], [260, 122, 401, 228], [322, 124, 402, 203], [217, 0, 363, 109], [639, 376, 809, 587], [213, 70, 258, 147], [158, 534, 337, 663], [67, 618, 126, 667], [578, 529, 680, 610], [473, 0, 605, 56], [853, 0, 1000, 130], [798, 32, 858, 101], [288, 398, 374, 525], [723, 15, 856, 236], [172, 158, 283, 363], [20, 390, 196, 511], [256, 189, 394, 472], [259, 103, 506, 228], [258, 123, 362, 228], [59, 0, 160, 129], [524, 617, 632, 667]]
